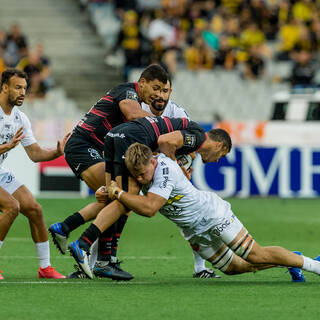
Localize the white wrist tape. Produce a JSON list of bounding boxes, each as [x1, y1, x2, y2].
[[117, 190, 124, 200]]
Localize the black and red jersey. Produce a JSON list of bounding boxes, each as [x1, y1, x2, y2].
[[118, 116, 206, 155], [74, 82, 140, 150]]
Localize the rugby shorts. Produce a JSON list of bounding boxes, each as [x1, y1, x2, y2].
[[188, 209, 243, 260], [64, 132, 104, 178], [0, 169, 23, 195]]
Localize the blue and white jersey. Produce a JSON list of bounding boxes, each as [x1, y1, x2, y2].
[[143, 153, 231, 240], [141, 100, 190, 119], [0, 106, 36, 168]]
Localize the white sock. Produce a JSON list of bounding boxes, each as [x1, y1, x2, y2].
[[0, 240, 3, 249], [192, 250, 206, 273], [35, 241, 51, 269], [302, 256, 320, 275]]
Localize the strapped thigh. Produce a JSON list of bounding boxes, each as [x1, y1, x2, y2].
[[230, 232, 255, 260], [210, 246, 234, 272]]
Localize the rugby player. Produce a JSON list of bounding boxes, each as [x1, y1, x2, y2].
[[68, 119, 231, 278], [0, 69, 69, 279], [106, 143, 320, 280], [49, 64, 217, 279]]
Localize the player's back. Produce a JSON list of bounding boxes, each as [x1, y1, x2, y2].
[[108, 115, 205, 155], [74, 82, 139, 150]]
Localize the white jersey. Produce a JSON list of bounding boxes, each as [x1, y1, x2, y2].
[[141, 100, 189, 119], [0, 106, 36, 168], [143, 154, 231, 240]]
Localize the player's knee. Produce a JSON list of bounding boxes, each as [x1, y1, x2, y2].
[[4, 199, 20, 221], [24, 202, 43, 219]]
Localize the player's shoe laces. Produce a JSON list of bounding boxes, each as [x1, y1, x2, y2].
[[48, 223, 68, 254], [288, 251, 305, 282], [68, 240, 93, 279], [38, 266, 66, 279], [93, 260, 134, 281], [193, 268, 221, 279], [0, 269, 4, 280], [67, 265, 87, 279]]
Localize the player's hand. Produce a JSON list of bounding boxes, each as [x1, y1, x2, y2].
[[8, 126, 25, 150], [95, 186, 109, 203], [56, 132, 71, 156], [107, 180, 122, 200]]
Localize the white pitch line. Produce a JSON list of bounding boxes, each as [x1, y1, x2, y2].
[[0, 281, 156, 285], [6, 237, 30, 242], [0, 255, 178, 260]]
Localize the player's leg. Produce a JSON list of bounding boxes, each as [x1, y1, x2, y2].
[[48, 136, 108, 254], [190, 246, 221, 278], [0, 185, 20, 242], [192, 234, 274, 276], [69, 174, 139, 279], [191, 210, 290, 278], [218, 211, 320, 278], [92, 173, 135, 280], [12, 185, 65, 278], [0, 184, 20, 279], [231, 228, 320, 275]]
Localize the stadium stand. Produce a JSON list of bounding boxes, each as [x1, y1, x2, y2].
[[75, 0, 320, 121], [1, 0, 320, 124]]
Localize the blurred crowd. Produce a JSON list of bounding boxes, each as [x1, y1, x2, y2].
[[82, 0, 320, 85], [0, 24, 54, 100]]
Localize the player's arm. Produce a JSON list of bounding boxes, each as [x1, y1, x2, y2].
[[24, 132, 71, 162], [0, 126, 25, 154], [157, 131, 184, 160], [119, 99, 152, 121], [108, 182, 166, 217]]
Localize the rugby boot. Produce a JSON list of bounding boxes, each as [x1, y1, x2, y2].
[[48, 223, 68, 254], [288, 251, 305, 282], [193, 268, 221, 278], [68, 240, 92, 279], [67, 265, 87, 279], [93, 260, 134, 280], [38, 266, 66, 279]]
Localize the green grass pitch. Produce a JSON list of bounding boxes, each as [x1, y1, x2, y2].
[[1, 197, 320, 320]]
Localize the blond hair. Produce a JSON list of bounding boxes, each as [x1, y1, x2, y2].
[[125, 143, 153, 173]]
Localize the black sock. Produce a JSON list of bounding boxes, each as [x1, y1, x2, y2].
[[61, 212, 85, 235], [111, 215, 128, 259], [79, 224, 101, 252], [97, 224, 116, 262]]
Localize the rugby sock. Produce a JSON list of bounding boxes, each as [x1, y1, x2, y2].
[[302, 256, 320, 275], [35, 241, 50, 269], [79, 224, 101, 252], [61, 212, 85, 235], [97, 224, 116, 262], [110, 215, 128, 261], [0, 240, 3, 249], [192, 250, 206, 273]]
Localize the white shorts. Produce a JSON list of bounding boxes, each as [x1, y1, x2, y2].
[[189, 209, 243, 260], [0, 169, 23, 195]]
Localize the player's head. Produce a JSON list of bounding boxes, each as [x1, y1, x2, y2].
[[138, 64, 172, 111], [198, 128, 232, 163], [0, 68, 28, 106], [125, 143, 157, 185]]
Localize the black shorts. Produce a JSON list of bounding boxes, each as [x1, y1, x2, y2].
[[64, 132, 104, 178], [104, 123, 151, 189]]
